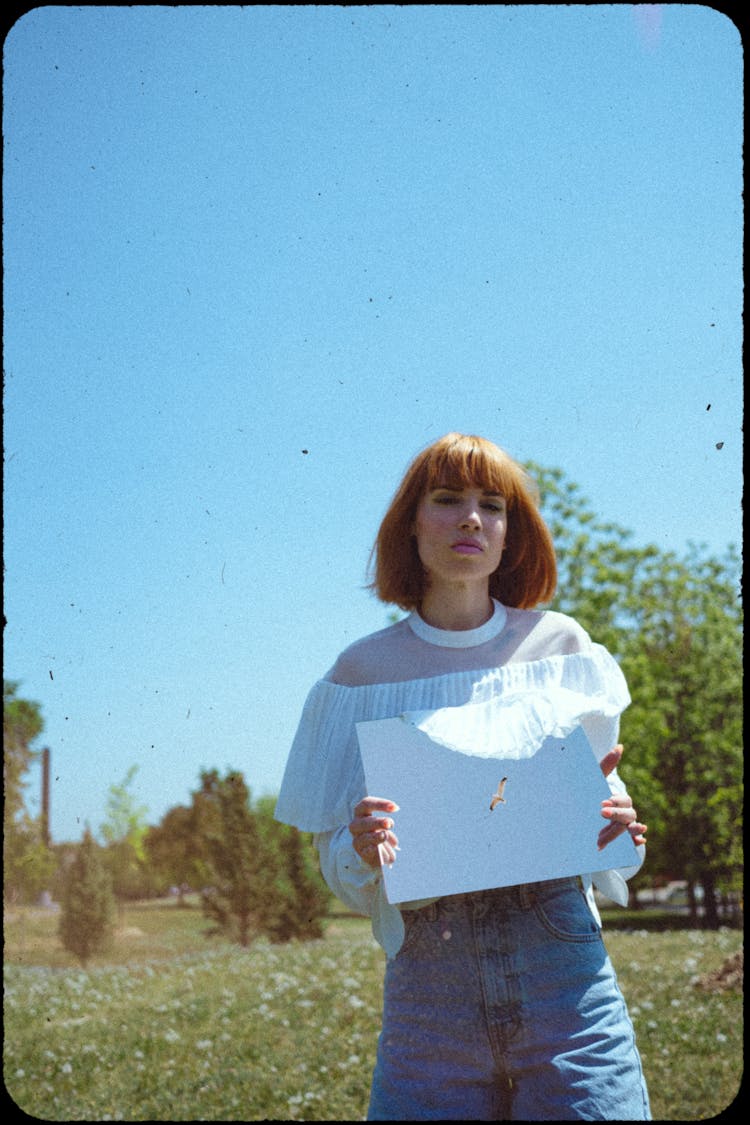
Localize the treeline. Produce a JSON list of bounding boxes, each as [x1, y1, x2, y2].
[[57, 768, 330, 963], [531, 462, 743, 927], [4, 690, 331, 962]]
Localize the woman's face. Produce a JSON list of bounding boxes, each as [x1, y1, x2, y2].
[[413, 483, 508, 591]]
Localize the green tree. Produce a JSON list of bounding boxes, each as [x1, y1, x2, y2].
[[618, 546, 742, 925], [198, 769, 265, 946], [100, 765, 152, 908], [3, 680, 44, 822], [148, 773, 332, 943], [144, 804, 209, 904], [254, 794, 331, 942], [58, 828, 115, 966], [5, 817, 57, 905], [530, 463, 743, 923], [3, 681, 54, 903]]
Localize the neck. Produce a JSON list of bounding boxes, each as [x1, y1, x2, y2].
[[418, 583, 494, 632]]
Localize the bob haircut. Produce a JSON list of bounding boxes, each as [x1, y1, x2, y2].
[[369, 433, 557, 611]]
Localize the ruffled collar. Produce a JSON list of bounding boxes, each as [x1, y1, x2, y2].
[[407, 598, 508, 648]]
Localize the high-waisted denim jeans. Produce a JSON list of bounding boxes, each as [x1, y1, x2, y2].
[[368, 877, 650, 1121]]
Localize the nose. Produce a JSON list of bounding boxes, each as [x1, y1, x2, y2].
[[459, 503, 481, 529]]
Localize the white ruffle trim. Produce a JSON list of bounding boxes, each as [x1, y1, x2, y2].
[[275, 645, 630, 835], [403, 682, 626, 761]]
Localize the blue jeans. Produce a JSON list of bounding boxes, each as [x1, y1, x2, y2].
[[368, 878, 650, 1121]]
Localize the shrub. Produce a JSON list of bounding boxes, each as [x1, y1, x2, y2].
[[58, 828, 115, 965]]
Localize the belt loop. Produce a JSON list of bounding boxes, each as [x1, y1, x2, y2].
[[518, 882, 534, 909]]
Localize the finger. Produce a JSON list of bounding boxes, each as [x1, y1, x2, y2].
[[599, 744, 624, 778], [352, 825, 398, 856], [597, 821, 626, 849], [377, 840, 397, 866], [598, 802, 632, 848], [598, 817, 647, 851], [353, 830, 380, 856], [629, 822, 648, 846], [358, 841, 383, 868], [601, 807, 636, 832], [353, 796, 400, 819], [357, 831, 398, 868], [350, 815, 396, 839]]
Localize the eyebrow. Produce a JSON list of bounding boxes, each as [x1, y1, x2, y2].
[[432, 485, 505, 498]]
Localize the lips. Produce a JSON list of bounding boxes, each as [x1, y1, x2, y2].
[[452, 539, 483, 554]]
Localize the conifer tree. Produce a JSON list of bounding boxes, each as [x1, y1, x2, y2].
[[198, 770, 264, 947], [149, 777, 332, 944], [58, 828, 115, 966], [255, 795, 331, 942]]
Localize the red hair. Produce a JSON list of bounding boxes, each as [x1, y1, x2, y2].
[[369, 433, 557, 611]]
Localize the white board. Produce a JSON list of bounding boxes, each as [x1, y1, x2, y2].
[[357, 718, 638, 904]]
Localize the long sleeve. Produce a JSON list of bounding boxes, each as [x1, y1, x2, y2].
[[581, 710, 646, 902], [588, 760, 646, 909], [315, 827, 406, 957]]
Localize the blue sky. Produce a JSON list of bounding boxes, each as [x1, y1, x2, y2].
[[4, 5, 742, 844]]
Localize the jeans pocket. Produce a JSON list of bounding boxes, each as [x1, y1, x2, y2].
[[532, 882, 602, 943], [397, 901, 439, 956]]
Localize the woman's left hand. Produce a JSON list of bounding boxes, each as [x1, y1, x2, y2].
[[597, 744, 647, 851]]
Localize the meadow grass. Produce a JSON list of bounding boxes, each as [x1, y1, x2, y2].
[[4, 900, 742, 1121]]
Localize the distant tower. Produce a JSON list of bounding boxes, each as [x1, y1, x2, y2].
[[41, 747, 51, 847]]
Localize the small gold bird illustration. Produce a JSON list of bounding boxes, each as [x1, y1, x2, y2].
[[489, 777, 508, 811]]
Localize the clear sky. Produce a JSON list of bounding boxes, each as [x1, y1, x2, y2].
[[4, 4, 742, 845]]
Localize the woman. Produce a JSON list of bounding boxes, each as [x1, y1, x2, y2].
[[275, 433, 650, 1120]]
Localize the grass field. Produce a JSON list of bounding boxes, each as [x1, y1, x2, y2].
[[4, 899, 743, 1121]]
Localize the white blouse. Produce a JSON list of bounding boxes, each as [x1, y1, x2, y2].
[[275, 601, 644, 957]]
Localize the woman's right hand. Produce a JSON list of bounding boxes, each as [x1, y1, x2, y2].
[[349, 796, 400, 868]]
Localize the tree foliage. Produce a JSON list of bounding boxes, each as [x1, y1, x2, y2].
[[618, 546, 742, 925], [99, 765, 152, 905], [3, 681, 54, 903], [145, 770, 330, 945], [254, 794, 331, 943], [530, 462, 743, 923], [197, 769, 264, 946], [4, 680, 44, 825], [144, 804, 210, 905], [5, 815, 57, 905], [58, 828, 115, 965]]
